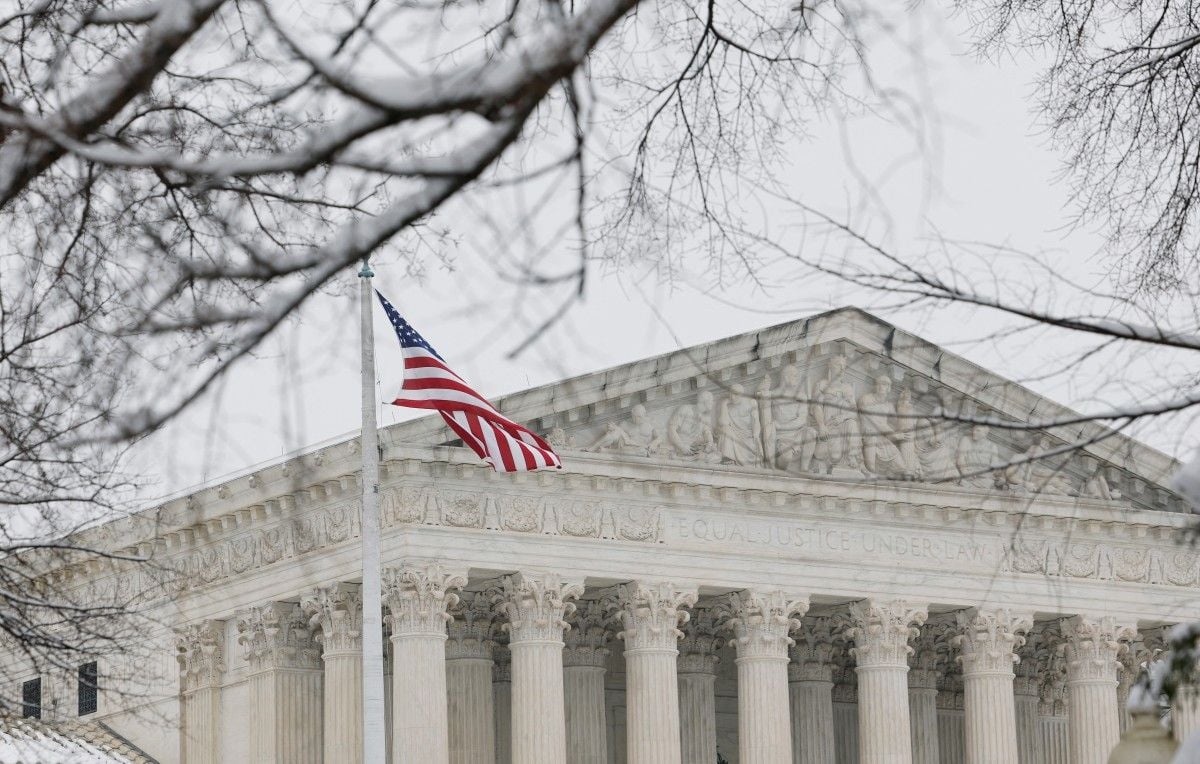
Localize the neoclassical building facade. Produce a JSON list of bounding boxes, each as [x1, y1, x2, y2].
[[28, 308, 1200, 763]]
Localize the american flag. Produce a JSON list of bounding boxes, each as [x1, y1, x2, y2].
[[377, 291, 562, 472]]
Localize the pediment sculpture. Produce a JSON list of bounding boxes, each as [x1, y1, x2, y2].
[[561, 346, 1129, 501]]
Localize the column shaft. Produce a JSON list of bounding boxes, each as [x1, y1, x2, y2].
[[498, 573, 582, 764], [908, 685, 939, 764], [612, 581, 698, 764], [847, 600, 927, 764], [180, 686, 220, 764], [680, 672, 718, 764], [1174, 685, 1200, 743], [303, 583, 365, 764], [175, 620, 225, 764], [448, 657, 496, 764], [1062, 616, 1135, 764], [956, 609, 1031, 764], [791, 677, 835, 764], [383, 564, 467, 764], [493, 646, 512, 764], [1014, 688, 1040, 764], [565, 665, 607, 764]]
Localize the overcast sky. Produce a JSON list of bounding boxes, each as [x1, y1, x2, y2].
[[134, 3, 1186, 500]]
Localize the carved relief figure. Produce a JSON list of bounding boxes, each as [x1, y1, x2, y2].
[[956, 424, 1002, 489], [856, 375, 917, 478], [811, 354, 862, 474], [716, 384, 763, 466], [1081, 466, 1117, 500], [583, 403, 662, 456], [667, 399, 720, 463], [760, 364, 818, 472], [914, 417, 955, 481], [1013, 435, 1075, 496]]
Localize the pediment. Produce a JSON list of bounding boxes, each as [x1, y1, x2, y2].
[[389, 307, 1182, 513]]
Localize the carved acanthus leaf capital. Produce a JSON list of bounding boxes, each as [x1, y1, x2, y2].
[[564, 601, 611, 667], [447, 592, 496, 660], [718, 590, 809, 660], [1118, 626, 1170, 696], [608, 581, 698, 652], [953, 608, 1033, 677], [844, 599, 928, 668], [789, 615, 841, 683], [496, 572, 583, 645], [679, 606, 724, 675], [381, 563, 467, 637], [175, 619, 226, 692], [1061, 615, 1137, 684], [301, 582, 363, 655], [236, 602, 321, 672]]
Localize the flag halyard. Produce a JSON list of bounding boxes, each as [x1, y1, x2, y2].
[[376, 291, 562, 472]]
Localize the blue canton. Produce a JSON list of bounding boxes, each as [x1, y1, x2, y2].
[[375, 291, 445, 361]]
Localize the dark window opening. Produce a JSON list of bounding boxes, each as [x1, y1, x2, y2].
[[77, 661, 97, 716], [21, 678, 40, 719]]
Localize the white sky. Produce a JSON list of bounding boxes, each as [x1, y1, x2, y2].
[[135, 2, 1191, 499]]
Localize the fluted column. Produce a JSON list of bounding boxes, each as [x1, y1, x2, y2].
[[789, 616, 839, 764], [720, 590, 808, 764], [1062, 615, 1136, 764], [175, 620, 225, 764], [611, 581, 699, 764], [447, 592, 497, 764], [1014, 633, 1041, 764], [846, 599, 927, 764], [679, 607, 723, 764], [236, 603, 323, 763], [908, 620, 947, 764], [1117, 628, 1166, 734], [954, 608, 1032, 764], [382, 563, 467, 764], [496, 572, 583, 764], [302, 583, 364, 764], [492, 643, 512, 764], [564, 601, 610, 764]]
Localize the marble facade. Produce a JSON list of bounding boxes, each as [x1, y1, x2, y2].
[[23, 308, 1199, 763]]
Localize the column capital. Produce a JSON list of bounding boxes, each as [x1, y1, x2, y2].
[[175, 619, 226, 692], [301, 582, 363, 656], [564, 600, 611, 668], [235, 602, 322, 672], [718, 589, 808, 661], [1118, 626, 1169, 697], [382, 562, 467, 637], [447, 591, 496, 660], [679, 606, 724, 675], [496, 571, 583, 644], [609, 581, 698, 652], [953, 607, 1033, 676], [1061, 615, 1137, 684], [845, 599, 928, 668], [1014, 631, 1042, 697], [1034, 622, 1068, 714], [909, 618, 953, 689], [789, 615, 840, 683]]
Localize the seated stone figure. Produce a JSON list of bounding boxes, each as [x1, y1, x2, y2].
[[667, 397, 720, 463], [583, 403, 662, 456], [761, 364, 818, 473]]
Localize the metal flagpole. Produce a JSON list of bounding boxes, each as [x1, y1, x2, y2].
[[358, 260, 387, 763]]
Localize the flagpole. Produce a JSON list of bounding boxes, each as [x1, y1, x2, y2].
[[358, 260, 387, 763]]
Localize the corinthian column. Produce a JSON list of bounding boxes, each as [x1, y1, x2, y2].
[[1118, 628, 1166, 733], [790, 616, 838, 764], [496, 572, 583, 764], [236, 603, 323, 763], [846, 599, 928, 764], [447, 592, 497, 764], [954, 608, 1032, 764], [302, 583, 364, 764], [720, 590, 808, 764], [492, 643, 512, 764], [564, 601, 610, 764], [611, 581, 699, 764], [1061, 615, 1136, 764], [1014, 632, 1041, 764], [679, 607, 723, 764], [175, 620, 225, 764], [382, 563, 467, 764], [908, 620, 947, 764]]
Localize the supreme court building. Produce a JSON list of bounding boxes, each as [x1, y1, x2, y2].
[[30, 308, 1200, 763]]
